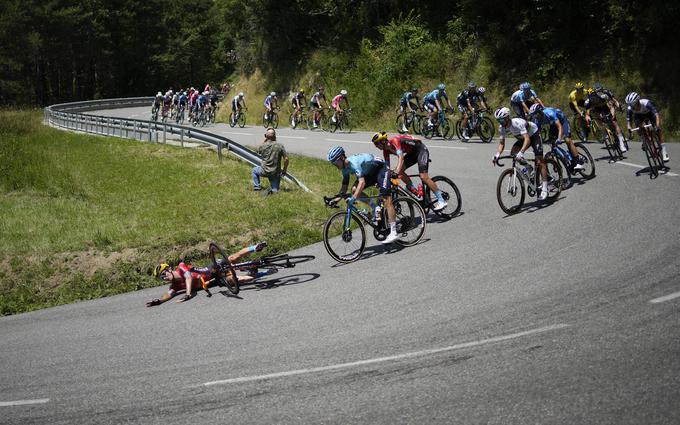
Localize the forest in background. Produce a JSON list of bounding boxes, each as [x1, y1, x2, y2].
[[1, 0, 678, 128]]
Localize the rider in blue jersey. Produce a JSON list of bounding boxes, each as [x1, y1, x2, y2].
[[264, 92, 278, 121], [529, 104, 584, 171], [517, 82, 544, 117], [327, 147, 399, 244], [423, 83, 453, 132]]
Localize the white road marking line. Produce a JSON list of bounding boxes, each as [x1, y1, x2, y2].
[[201, 324, 569, 386], [278, 135, 307, 139], [324, 138, 467, 150], [650, 291, 680, 304], [0, 398, 50, 407], [617, 161, 678, 176], [220, 132, 254, 136]]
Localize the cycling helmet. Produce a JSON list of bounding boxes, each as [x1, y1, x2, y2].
[[327, 146, 345, 163], [494, 107, 510, 120], [528, 103, 543, 115], [593, 82, 603, 92], [299, 89, 304, 94], [340, 89, 348, 96], [478, 87, 486, 94], [157, 91, 162, 96], [586, 88, 594, 95], [270, 91, 276, 96], [575, 82, 584, 90], [411, 87, 419, 92], [153, 263, 171, 279], [468, 81, 477, 89], [318, 86, 325, 91], [372, 131, 388, 146], [238, 92, 244, 97], [183, 91, 187, 96], [520, 82, 531, 91], [625, 92, 640, 105], [437, 83, 446, 90]]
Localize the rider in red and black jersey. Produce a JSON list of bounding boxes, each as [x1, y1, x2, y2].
[[372, 132, 447, 211], [146, 242, 267, 306]]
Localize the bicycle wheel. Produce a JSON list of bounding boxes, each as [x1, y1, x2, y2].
[[323, 211, 366, 263], [237, 112, 246, 128], [424, 176, 462, 219], [272, 113, 279, 129], [392, 196, 426, 247], [228, 113, 235, 127], [574, 142, 595, 179], [543, 158, 562, 201], [602, 129, 618, 162], [496, 168, 525, 215], [478, 117, 495, 143], [262, 113, 269, 128], [209, 243, 239, 295], [413, 115, 423, 135], [289, 113, 297, 129], [260, 254, 315, 268], [454, 119, 464, 141], [343, 114, 353, 133], [441, 119, 453, 140], [649, 131, 665, 172]]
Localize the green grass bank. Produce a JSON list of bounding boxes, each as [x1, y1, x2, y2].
[[0, 110, 338, 315]]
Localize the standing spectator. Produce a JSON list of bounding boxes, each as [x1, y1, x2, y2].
[[252, 128, 289, 193]]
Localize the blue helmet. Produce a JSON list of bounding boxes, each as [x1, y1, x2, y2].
[[468, 81, 476, 89], [593, 82, 603, 92], [520, 82, 531, 91], [437, 83, 446, 91], [528, 103, 543, 116], [327, 146, 345, 163]]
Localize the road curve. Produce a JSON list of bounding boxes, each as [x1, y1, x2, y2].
[[1, 106, 679, 424]]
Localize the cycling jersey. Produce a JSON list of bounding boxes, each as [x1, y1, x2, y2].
[[517, 89, 539, 105], [342, 153, 390, 195], [153, 95, 163, 106], [584, 90, 615, 110], [331, 94, 345, 109], [499, 118, 539, 138], [264, 95, 276, 108], [311, 91, 326, 106], [535, 107, 571, 138], [167, 262, 212, 294], [178, 94, 187, 106], [382, 135, 429, 173], [400, 91, 419, 105], [626, 99, 658, 121], [456, 89, 485, 106], [569, 89, 587, 106], [423, 89, 447, 104], [197, 95, 207, 107]]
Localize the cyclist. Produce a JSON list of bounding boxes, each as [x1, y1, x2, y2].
[[585, 83, 627, 153], [195, 91, 208, 121], [231, 92, 246, 125], [161, 91, 173, 120], [189, 89, 200, 120], [528, 103, 584, 171], [625, 92, 669, 162], [309, 86, 328, 128], [516, 82, 544, 117], [398, 88, 421, 133], [423, 83, 453, 131], [152, 92, 163, 117], [327, 146, 399, 244], [176, 91, 188, 121], [331, 89, 351, 125], [264, 91, 278, 122], [209, 89, 219, 114], [457, 81, 489, 140], [371, 132, 448, 211], [290, 89, 306, 126], [146, 242, 268, 306], [492, 107, 550, 201]]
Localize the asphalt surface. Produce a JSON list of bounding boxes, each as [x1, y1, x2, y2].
[[2, 107, 679, 424]]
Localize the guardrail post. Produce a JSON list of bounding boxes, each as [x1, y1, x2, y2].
[[217, 141, 223, 161], [163, 124, 166, 144], [180, 128, 184, 147]]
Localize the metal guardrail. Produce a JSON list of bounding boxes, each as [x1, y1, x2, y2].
[[43, 98, 311, 192]]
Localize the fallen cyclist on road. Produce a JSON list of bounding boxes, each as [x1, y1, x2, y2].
[[146, 242, 268, 306]]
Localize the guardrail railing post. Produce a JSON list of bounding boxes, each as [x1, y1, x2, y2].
[[180, 128, 184, 147], [163, 124, 166, 144]]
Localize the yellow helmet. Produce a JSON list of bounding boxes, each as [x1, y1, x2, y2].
[[299, 89, 304, 94], [586, 88, 594, 95], [372, 131, 388, 146], [575, 82, 584, 90], [153, 263, 171, 279]]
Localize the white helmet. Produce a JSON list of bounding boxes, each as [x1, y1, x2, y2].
[[478, 87, 486, 94], [238, 92, 244, 97], [270, 91, 276, 96], [340, 89, 348, 96], [625, 92, 640, 105], [494, 107, 510, 120], [157, 92, 162, 96]]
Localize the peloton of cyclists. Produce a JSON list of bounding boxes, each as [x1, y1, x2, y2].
[[398, 88, 421, 133], [492, 107, 550, 201], [584, 83, 627, 153], [327, 146, 399, 244], [625, 92, 670, 162], [457, 81, 489, 140], [371, 132, 448, 211]]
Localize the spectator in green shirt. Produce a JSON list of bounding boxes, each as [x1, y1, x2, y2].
[[252, 127, 289, 192]]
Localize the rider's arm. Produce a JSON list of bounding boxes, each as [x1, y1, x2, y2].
[[394, 152, 406, 175], [519, 133, 531, 154], [352, 177, 366, 199], [177, 272, 194, 301], [555, 120, 564, 140], [146, 291, 174, 307], [535, 97, 545, 108]]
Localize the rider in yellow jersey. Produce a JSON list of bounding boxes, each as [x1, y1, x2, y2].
[[568, 82, 588, 116]]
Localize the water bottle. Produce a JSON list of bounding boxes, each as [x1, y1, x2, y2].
[[374, 205, 382, 222], [521, 164, 534, 176]]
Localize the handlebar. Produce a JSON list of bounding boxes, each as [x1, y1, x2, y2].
[[630, 123, 653, 133], [323, 193, 350, 208], [493, 154, 513, 167]]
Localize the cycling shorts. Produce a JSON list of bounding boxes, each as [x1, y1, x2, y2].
[[631, 112, 656, 128], [360, 163, 392, 196], [399, 102, 418, 113], [457, 104, 469, 114], [403, 143, 430, 173], [309, 101, 320, 109], [512, 132, 543, 157], [423, 100, 437, 112]]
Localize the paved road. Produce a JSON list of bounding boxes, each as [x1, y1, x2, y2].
[[2, 107, 679, 424]]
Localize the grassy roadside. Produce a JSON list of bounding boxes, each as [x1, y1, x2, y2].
[[0, 110, 340, 315]]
